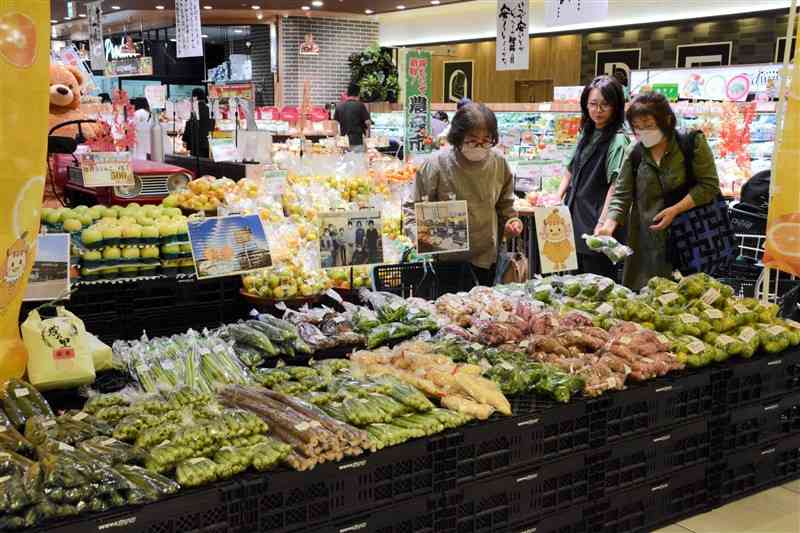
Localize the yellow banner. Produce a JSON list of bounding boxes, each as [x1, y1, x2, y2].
[[0, 0, 49, 381], [764, 22, 800, 277]]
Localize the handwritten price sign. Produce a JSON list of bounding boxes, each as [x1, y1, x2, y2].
[[79, 152, 135, 187]]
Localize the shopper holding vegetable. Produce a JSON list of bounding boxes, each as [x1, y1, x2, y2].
[[558, 75, 629, 278], [406, 103, 522, 287], [596, 92, 721, 290]]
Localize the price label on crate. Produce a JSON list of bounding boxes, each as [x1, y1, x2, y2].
[[79, 152, 135, 187]]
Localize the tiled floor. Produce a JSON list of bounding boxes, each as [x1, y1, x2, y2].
[[654, 482, 800, 533]]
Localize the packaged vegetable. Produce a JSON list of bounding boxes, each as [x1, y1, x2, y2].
[[582, 234, 633, 264], [79, 436, 149, 465], [176, 457, 219, 487], [250, 439, 292, 471], [116, 464, 179, 504], [1, 379, 53, 429]]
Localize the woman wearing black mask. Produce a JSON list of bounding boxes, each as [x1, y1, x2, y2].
[[558, 75, 629, 278]]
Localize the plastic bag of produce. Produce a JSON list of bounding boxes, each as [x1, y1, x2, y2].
[[582, 234, 633, 264], [176, 457, 219, 487], [21, 308, 95, 391], [1, 379, 54, 429], [116, 464, 179, 504], [79, 436, 149, 466], [250, 439, 291, 471], [86, 333, 113, 372]]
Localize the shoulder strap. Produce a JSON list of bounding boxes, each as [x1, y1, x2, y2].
[[675, 130, 698, 186]]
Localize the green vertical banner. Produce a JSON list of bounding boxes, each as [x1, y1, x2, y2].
[[403, 50, 433, 157]]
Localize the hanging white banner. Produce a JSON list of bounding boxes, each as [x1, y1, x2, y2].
[[176, 0, 204, 58], [496, 0, 529, 71], [87, 1, 105, 69], [544, 0, 608, 27]]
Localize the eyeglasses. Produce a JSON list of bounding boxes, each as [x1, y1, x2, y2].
[[588, 101, 611, 112], [464, 139, 493, 149]]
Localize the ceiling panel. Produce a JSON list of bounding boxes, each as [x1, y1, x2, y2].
[[50, 0, 466, 20]]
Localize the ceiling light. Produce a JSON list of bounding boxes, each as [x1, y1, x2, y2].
[[251, 4, 261, 8], [78, 13, 86, 17], [364, 8, 373, 13], [256, 13, 264, 19], [430, 0, 440, 4], [110, 5, 121, 10], [51, 19, 58, 23], [202, 34, 209, 38], [311, 0, 324, 6], [396, 4, 405, 9], [234, 29, 244, 33], [155, 5, 165, 10], [301, 5, 310, 9], [63, 17, 72, 20], [203, 5, 213, 9], [170, 38, 176, 42]]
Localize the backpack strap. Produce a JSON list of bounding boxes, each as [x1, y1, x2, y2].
[[675, 129, 698, 187]]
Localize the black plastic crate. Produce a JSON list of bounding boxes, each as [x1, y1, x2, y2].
[[710, 391, 800, 459], [708, 432, 800, 506], [38, 482, 237, 533], [225, 435, 448, 532], [372, 263, 429, 297], [586, 418, 711, 496], [509, 464, 709, 533], [451, 373, 712, 482], [710, 348, 800, 412], [125, 304, 231, 339], [307, 493, 451, 533]]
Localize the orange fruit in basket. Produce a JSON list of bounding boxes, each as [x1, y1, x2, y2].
[[0, 12, 37, 68], [764, 212, 800, 277]]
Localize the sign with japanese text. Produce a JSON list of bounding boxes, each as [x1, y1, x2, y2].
[[175, 0, 204, 58], [544, 0, 608, 27], [103, 56, 153, 77], [86, 1, 105, 69], [209, 83, 255, 100], [144, 84, 167, 109], [403, 50, 433, 156], [78, 152, 134, 187], [496, 0, 529, 71]]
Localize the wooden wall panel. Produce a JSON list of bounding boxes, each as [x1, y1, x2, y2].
[[422, 34, 582, 103]]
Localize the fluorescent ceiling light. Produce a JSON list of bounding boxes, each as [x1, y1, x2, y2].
[[203, 5, 213, 9], [301, 5, 310, 9], [155, 5, 165, 10], [312, 0, 324, 6], [111, 5, 121, 10], [396, 4, 405, 9], [365, 8, 374, 13]]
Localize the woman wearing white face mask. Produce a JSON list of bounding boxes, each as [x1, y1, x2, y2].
[[596, 92, 720, 290], [405, 103, 522, 288]]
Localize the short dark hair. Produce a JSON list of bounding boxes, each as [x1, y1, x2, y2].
[[131, 97, 150, 112], [192, 88, 207, 101], [368, 220, 374, 226], [347, 82, 360, 97], [433, 111, 449, 122], [626, 92, 677, 134], [456, 98, 471, 110], [447, 103, 499, 149], [98, 92, 111, 103]]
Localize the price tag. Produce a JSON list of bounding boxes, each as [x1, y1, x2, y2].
[[470, 343, 483, 351], [704, 308, 723, 320], [295, 422, 311, 432], [680, 314, 700, 325], [0, 426, 6, 433], [734, 304, 749, 314], [59, 442, 75, 452], [786, 320, 800, 330], [519, 340, 530, 349], [326, 288, 344, 304], [72, 412, 89, 422], [499, 362, 515, 371], [739, 328, 757, 343], [716, 335, 735, 346], [701, 288, 721, 306], [14, 388, 29, 398], [102, 438, 118, 446], [658, 292, 680, 306], [0, 476, 10, 484], [619, 336, 632, 344], [78, 152, 135, 187], [42, 419, 56, 428], [188, 457, 205, 465], [655, 333, 670, 345], [766, 325, 786, 336], [687, 340, 705, 354], [596, 303, 613, 316], [309, 421, 323, 428]]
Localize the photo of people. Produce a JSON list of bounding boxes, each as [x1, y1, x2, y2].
[[319, 210, 383, 267], [415, 200, 470, 255]]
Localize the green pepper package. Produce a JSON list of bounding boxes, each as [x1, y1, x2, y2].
[[1, 379, 53, 429], [582, 234, 634, 264], [0, 467, 40, 516], [21, 308, 96, 391], [116, 464, 179, 505], [176, 457, 219, 488]]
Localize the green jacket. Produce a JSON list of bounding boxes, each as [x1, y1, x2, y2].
[[606, 132, 720, 290]]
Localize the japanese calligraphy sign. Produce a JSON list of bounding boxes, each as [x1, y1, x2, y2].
[[78, 152, 135, 188], [87, 1, 105, 69], [403, 50, 433, 156], [176, 0, 203, 58], [545, 0, 608, 27], [496, 0, 529, 71]]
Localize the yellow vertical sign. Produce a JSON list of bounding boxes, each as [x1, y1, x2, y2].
[[764, 23, 800, 277], [0, 0, 49, 381]]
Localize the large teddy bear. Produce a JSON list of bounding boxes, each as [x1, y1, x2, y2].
[[48, 63, 98, 139]]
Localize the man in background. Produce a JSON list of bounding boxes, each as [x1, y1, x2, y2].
[[335, 82, 371, 153]]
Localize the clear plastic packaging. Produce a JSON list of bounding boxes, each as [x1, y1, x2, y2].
[[582, 234, 634, 264]]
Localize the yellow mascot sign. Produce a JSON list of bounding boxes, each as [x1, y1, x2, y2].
[[0, 0, 49, 381], [764, 22, 800, 278]]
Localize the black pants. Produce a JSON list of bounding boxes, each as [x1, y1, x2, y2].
[[435, 263, 495, 296], [577, 252, 616, 279]]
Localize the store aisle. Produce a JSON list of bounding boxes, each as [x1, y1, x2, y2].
[[655, 482, 800, 533]]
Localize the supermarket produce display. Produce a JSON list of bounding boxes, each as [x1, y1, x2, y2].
[[3, 271, 800, 532]]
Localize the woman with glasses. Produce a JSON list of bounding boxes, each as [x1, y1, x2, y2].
[[558, 75, 629, 278], [596, 92, 720, 290], [406, 102, 522, 287]]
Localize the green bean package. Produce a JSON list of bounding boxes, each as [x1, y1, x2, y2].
[[0, 422, 35, 457], [1, 380, 53, 429], [116, 464, 179, 504]]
